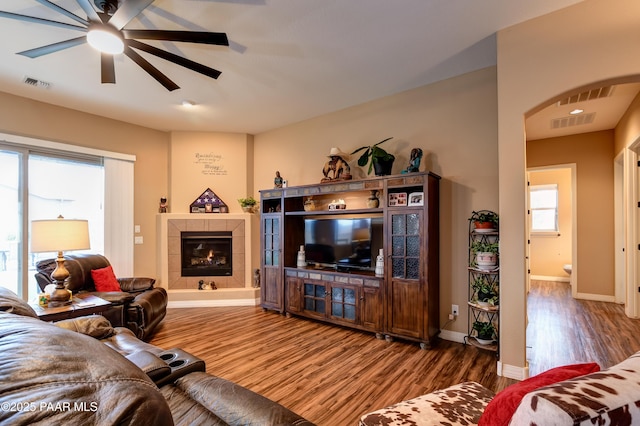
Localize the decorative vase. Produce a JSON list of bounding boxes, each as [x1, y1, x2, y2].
[[373, 156, 395, 176], [242, 206, 253, 213], [304, 197, 316, 211], [297, 245, 306, 268], [367, 190, 380, 208], [474, 221, 495, 231], [375, 249, 384, 277]]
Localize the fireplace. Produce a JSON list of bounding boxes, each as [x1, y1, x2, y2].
[[181, 231, 232, 277]]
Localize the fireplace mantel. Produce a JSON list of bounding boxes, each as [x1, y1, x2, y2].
[[157, 213, 260, 307]]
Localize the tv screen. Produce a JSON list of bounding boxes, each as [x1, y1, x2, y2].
[[304, 216, 383, 271]]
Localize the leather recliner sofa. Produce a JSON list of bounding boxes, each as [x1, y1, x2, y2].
[[0, 286, 315, 425], [34, 253, 167, 340]]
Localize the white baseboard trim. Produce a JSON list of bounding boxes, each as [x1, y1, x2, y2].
[[168, 298, 260, 308], [530, 275, 570, 283], [439, 329, 467, 344], [498, 361, 528, 380], [574, 292, 615, 303]]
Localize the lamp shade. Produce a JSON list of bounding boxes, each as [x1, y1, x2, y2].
[[31, 217, 90, 253]]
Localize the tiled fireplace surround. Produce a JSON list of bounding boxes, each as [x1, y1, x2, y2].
[[157, 213, 259, 307]]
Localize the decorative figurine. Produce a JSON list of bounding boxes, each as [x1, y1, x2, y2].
[[401, 148, 423, 174], [253, 269, 261, 288], [321, 147, 352, 182], [274, 171, 284, 188], [159, 197, 168, 213], [198, 280, 217, 290]]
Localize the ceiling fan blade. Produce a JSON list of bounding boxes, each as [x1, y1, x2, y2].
[[127, 40, 222, 80], [0, 11, 87, 32], [17, 36, 87, 58], [124, 46, 179, 91], [35, 0, 88, 26], [74, 0, 101, 22], [101, 53, 116, 84], [123, 30, 229, 46], [109, 0, 154, 30]]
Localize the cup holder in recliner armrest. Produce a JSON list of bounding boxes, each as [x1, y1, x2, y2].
[[154, 348, 206, 387]]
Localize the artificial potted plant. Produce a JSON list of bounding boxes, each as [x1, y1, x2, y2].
[[351, 137, 395, 176], [472, 320, 496, 345], [238, 196, 257, 213], [470, 240, 499, 270], [469, 210, 498, 231]]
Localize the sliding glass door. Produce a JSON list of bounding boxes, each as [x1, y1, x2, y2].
[[0, 145, 105, 300], [0, 150, 22, 296]]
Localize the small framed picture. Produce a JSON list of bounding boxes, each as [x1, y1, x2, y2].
[[205, 203, 213, 213], [389, 192, 407, 206], [408, 192, 424, 206]]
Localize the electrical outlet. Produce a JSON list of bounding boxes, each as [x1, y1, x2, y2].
[[452, 304, 459, 316]]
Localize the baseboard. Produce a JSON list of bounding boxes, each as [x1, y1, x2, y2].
[[168, 298, 260, 308], [574, 292, 615, 303], [439, 329, 467, 344], [166, 288, 261, 308], [530, 275, 570, 283], [498, 361, 529, 380]]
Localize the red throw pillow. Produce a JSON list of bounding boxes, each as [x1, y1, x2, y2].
[[91, 265, 122, 292], [479, 362, 600, 426]]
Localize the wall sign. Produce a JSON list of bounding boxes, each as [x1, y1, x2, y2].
[[194, 152, 228, 176]]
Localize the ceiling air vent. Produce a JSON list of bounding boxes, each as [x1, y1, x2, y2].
[[557, 86, 614, 106], [22, 76, 51, 89], [551, 113, 596, 129]]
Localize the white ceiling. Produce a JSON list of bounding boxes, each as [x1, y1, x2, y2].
[[0, 0, 606, 136]]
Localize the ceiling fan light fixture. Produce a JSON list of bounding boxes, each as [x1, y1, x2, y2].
[[87, 24, 124, 55]]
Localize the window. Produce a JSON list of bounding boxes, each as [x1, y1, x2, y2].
[[530, 184, 558, 233], [0, 133, 135, 300]]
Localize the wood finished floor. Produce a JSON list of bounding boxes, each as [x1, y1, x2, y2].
[[149, 280, 640, 425]]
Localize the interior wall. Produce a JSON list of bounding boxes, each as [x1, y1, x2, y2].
[[168, 131, 253, 214], [527, 168, 572, 279], [0, 91, 169, 278], [497, 0, 640, 374], [527, 131, 614, 295], [254, 66, 499, 337]]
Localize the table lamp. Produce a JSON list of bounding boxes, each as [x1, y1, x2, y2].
[[31, 216, 90, 307]]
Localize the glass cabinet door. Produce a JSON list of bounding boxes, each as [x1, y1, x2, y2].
[[391, 211, 421, 280], [263, 217, 280, 266], [330, 285, 357, 322]]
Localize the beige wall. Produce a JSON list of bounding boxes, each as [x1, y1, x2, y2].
[[616, 92, 640, 154], [527, 168, 573, 278], [0, 91, 169, 278], [168, 132, 254, 214], [254, 66, 499, 337], [527, 132, 615, 295], [497, 0, 640, 373]]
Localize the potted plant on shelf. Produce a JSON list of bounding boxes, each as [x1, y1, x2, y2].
[[238, 196, 257, 213], [470, 240, 499, 270], [469, 211, 498, 231], [351, 137, 395, 176], [472, 320, 496, 345], [471, 277, 498, 306]]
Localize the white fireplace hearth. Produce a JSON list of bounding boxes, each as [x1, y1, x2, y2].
[[157, 213, 260, 307]]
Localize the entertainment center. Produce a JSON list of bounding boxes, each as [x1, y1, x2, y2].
[[260, 171, 440, 349]]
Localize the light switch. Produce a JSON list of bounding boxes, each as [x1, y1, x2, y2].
[[134, 236, 143, 244], [134, 225, 141, 233]]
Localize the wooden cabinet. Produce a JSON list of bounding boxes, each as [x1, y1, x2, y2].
[[260, 172, 439, 348], [285, 268, 383, 332], [260, 191, 284, 313]]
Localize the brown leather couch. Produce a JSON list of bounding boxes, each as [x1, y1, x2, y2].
[[34, 253, 167, 340], [0, 287, 314, 425]]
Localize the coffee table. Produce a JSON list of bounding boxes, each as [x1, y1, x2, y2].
[[31, 293, 111, 322]]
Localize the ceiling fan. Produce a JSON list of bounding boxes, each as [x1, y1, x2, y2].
[[0, 0, 229, 91]]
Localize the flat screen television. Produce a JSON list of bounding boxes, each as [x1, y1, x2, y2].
[[304, 216, 383, 271]]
